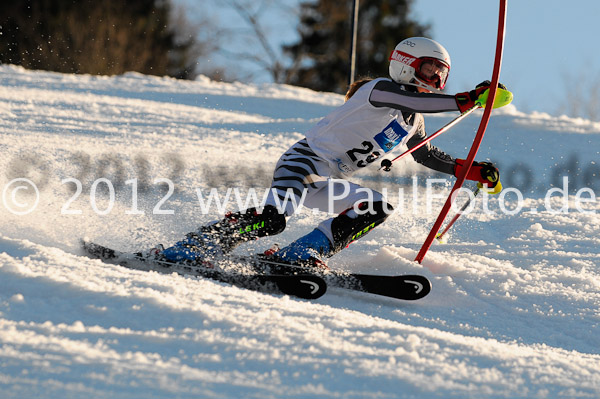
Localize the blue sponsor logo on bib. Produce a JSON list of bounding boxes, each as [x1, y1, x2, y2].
[[373, 120, 408, 153]]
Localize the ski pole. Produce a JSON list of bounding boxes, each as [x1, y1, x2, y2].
[[380, 104, 480, 171], [436, 185, 481, 242]]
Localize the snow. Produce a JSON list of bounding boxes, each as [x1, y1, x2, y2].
[[1, 64, 599, 398]]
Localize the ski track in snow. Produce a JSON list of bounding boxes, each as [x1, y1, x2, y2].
[[1, 65, 599, 398]]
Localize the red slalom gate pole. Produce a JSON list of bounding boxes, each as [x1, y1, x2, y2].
[[415, 0, 508, 264]]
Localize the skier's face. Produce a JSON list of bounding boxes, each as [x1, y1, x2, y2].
[[417, 58, 449, 89]]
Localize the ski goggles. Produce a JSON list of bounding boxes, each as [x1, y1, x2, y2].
[[390, 50, 450, 90], [415, 57, 450, 90]]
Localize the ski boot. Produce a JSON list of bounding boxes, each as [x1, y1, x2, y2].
[[159, 226, 226, 266], [160, 205, 287, 265], [266, 200, 394, 269], [265, 228, 332, 270]]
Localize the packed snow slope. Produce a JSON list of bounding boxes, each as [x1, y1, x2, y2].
[[1, 65, 599, 399]]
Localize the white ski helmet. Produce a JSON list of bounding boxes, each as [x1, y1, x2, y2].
[[389, 37, 451, 92]]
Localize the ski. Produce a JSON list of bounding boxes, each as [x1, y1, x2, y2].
[[80, 240, 326, 300], [80, 240, 431, 301], [234, 255, 431, 301]]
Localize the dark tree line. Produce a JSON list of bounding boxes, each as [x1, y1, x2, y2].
[[0, 0, 199, 79], [0, 0, 429, 92]]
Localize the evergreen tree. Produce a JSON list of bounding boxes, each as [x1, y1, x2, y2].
[[284, 0, 429, 93], [0, 0, 199, 79]]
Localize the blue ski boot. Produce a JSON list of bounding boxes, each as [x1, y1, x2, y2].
[[267, 201, 394, 268], [160, 205, 287, 265], [160, 226, 225, 265], [271, 228, 333, 269]]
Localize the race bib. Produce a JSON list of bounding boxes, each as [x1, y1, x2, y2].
[[373, 119, 408, 153]]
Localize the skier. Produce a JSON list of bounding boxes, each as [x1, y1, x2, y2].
[[159, 37, 507, 267]]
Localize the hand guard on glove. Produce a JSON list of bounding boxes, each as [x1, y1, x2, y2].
[[454, 80, 508, 113], [454, 158, 502, 194]]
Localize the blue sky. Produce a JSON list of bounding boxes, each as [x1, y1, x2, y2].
[[411, 1, 600, 116], [194, 0, 600, 117]]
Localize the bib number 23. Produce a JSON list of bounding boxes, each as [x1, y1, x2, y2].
[[346, 141, 380, 168]]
